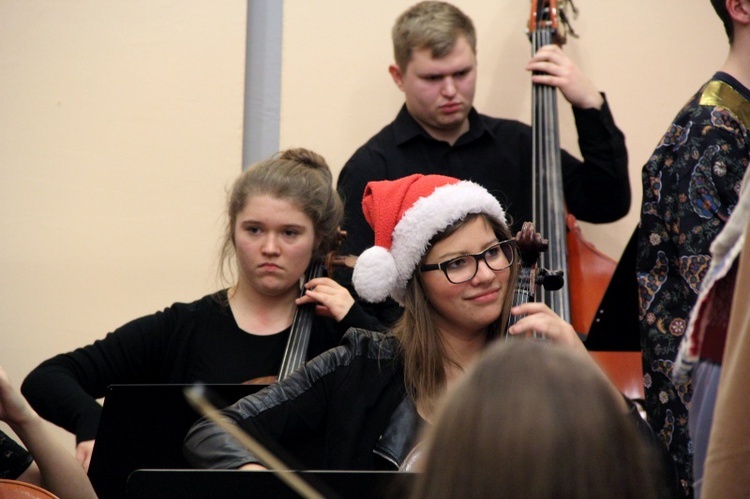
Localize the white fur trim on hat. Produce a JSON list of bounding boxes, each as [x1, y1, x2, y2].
[[354, 180, 505, 305]]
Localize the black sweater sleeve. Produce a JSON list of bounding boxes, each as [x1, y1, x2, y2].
[[21, 295, 383, 443], [562, 96, 631, 223], [21, 309, 178, 442]]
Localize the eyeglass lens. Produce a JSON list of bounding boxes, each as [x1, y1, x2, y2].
[[445, 241, 514, 283]]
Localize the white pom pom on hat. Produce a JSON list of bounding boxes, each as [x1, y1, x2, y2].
[[352, 174, 506, 305]]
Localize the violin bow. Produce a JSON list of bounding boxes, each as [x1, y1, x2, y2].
[[184, 385, 326, 499]]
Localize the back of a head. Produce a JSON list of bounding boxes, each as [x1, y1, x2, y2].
[[392, 1, 476, 72], [411, 340, 665, 499]]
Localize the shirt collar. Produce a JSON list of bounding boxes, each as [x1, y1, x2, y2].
[[392, 105, 491, 146], [714, 71, 750, 102]]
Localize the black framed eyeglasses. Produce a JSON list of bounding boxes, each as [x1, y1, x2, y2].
[[420, 239, 516, 284]]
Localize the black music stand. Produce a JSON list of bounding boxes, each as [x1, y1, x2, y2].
[[88, 384, 265, 499], [585, 227, 640, 351], [126, 469, 415, 499]]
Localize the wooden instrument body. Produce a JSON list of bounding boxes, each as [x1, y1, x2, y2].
[[0, 479, 58, 499]]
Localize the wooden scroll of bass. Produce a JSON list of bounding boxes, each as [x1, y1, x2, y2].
[[528, 0, 616, 335]]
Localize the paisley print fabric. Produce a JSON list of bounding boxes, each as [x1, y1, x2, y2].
[[637, 72, 750, 497]]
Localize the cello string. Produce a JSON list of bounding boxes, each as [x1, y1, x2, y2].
[[279, 261, 324, 380]]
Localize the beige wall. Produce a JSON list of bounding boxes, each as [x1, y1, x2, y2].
[[0, 0, 729, 453], [280, 0, 727, 260], [0, 0, 246, 448]]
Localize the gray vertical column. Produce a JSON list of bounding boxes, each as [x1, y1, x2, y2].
[[243, 1, 283, 169]]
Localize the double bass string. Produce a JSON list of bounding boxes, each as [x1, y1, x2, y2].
[[530, 19, 571, 324]]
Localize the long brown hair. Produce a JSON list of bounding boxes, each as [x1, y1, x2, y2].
[[390, 213, 518, 413], [411, 340, 668, 499]]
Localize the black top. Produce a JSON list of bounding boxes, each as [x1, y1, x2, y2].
[[338, 102, 629, 257], [21, 290, 381, 442]]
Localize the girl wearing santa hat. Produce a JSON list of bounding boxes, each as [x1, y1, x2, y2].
[[184, 173, 616, 472]]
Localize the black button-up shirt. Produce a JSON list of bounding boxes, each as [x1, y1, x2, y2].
[[338, 102, 629, 258]]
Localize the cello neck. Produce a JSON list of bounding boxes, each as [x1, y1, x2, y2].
[[277, 229, 350, 380], [277, 260, 325, 381], [506, 222, 548, 337]]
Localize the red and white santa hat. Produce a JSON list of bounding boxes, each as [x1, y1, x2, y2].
[[353, 174, 507, 305]]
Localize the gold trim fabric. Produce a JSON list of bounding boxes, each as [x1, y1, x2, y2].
[[699, 80, 750, 130]]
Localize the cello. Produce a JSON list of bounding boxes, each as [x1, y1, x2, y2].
[[401, 220, 550, 471], [277, 230, 356, 380], [0, 480, 59, 499], [507, 221, 552, 340], [527, 0, 616, 335], [244, 260, 325, 385], [247, 231, 351, 384]]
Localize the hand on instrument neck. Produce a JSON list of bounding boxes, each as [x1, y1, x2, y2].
[[526, 44, 604, 110]]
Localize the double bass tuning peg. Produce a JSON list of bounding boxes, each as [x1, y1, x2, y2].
[[537, 268, 565, 291]]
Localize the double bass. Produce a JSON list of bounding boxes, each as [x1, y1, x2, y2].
[[527, 0, 616, 335], [528, 2, 643, 399]]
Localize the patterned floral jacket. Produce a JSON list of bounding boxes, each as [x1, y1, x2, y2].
[[637, 71, 750, 495]]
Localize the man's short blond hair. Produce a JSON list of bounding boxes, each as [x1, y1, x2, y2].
[[392, 1, 476, 72]]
